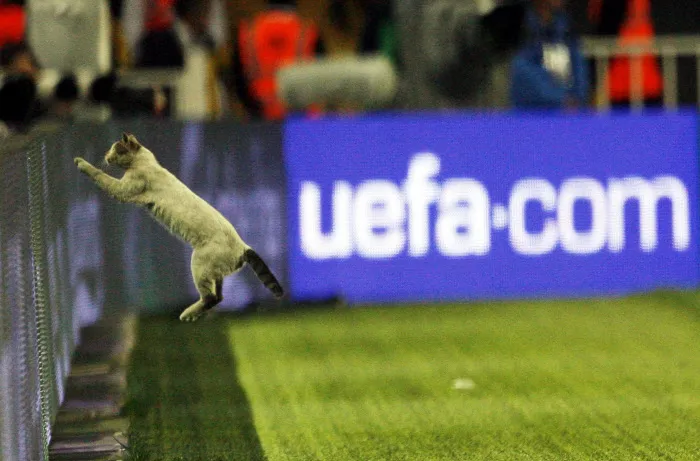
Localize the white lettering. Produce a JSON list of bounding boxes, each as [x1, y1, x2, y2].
[[404, 152, 441, 257], [608, 176, 690, 252], [509, 179, 558, 256], [300, 181, 352, 259], [353, 181, 405, 258], [435, 179, 491, 256], [297, 154, 692, 260], [558, 178, 607, 254]]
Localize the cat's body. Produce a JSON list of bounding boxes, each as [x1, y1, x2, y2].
[[75, 133, 283, 321]]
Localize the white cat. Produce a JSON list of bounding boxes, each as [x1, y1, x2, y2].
[[74, 133, 284, 322]]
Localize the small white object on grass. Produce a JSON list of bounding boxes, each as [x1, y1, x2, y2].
[[452, 378, 476, 390]]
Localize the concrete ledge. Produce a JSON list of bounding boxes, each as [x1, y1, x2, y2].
[[49, 313, 137, 461]]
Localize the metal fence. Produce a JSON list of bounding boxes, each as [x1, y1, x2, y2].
[[582, 34, 700, 110], [0, 126, 126, 461], [0, 120, 287, 460], [0, 132, 70, 461]]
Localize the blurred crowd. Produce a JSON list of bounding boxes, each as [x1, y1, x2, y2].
[[0, 0, 698, 136]]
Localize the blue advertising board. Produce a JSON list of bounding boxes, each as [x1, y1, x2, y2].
[[285, 112, 700, 303]]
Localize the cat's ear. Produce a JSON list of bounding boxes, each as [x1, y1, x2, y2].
[[125, 133, 141, 151], [122, 132, 129, 143]]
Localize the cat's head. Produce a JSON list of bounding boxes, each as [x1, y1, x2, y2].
[[105, 133, 149, 168]]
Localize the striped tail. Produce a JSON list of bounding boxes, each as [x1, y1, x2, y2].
[[244, 249, 284, 298]]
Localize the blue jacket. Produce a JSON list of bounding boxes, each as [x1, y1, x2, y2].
[[510, 10, 588, 109]]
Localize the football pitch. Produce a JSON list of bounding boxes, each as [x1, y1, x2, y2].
[[126, 292, 700, 460]]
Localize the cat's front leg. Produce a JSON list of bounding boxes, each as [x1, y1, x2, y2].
[[74, 157, 143, 203], [74, 157, 102, 179]]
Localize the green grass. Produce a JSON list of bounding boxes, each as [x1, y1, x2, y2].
[[228, 294, 700, 460], [124, 316, 265, 461], [124, 293, 700, 460]]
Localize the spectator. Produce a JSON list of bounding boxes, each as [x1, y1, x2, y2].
[[357, 0, 397, 66], [110, 0, 134, 68], [232, 0, 325, 121], [89, 72, 168, 117], [173, 0, 230, 118], [0, 41, 43, 130], [0, 0, 25, 48], [0, 41, 39, 81], [328, 0, 352, 33], [25, 0, 112, 74], [174, 0, 216, 50], [510, 0, 589, 110], [394, 0, 528, 110], [135, 0, 184, 68], [590, 0, 663, 109], [587, 0, 626, 36], [0, 74, 37, 131], [46, 75, 80, 121]]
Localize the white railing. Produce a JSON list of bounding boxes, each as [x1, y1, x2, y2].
[[581, 35, 700, 111]]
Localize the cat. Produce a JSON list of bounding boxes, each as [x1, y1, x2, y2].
[[74, 132, 284, 322]]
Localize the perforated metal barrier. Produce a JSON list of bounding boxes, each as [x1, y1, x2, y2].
[[0, 136, 68, 461], [0, 121, 287, 460], [1, 139, 45, 461], [0, 129, 101, 460]]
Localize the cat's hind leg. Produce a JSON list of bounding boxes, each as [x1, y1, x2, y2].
[[179, 276, 220, 322], [215, 278, 223, 303], [179, 253, 223, 321]]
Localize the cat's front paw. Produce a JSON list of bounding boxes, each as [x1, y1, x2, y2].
[[74, 157, 91, 173]]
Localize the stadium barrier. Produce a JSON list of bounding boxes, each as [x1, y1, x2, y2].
[[285, 111, 700, 303], [1, 128, 84, 461]]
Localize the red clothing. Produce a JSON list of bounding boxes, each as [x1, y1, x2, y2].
[[607, 0, 663, 102], [0, 4, 25, 47], [238, 10, 319, 120], [145, 0, 175, 31]]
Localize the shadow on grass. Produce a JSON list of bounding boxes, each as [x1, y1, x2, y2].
[[124, 315, 266, 461]]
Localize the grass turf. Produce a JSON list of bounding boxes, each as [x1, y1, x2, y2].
[[124, 316, 265, 461], [124, 292, 700, 460], [227, 293, 700, 460]]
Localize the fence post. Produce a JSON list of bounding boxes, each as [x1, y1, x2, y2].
[[661, 46, 678, 110]]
